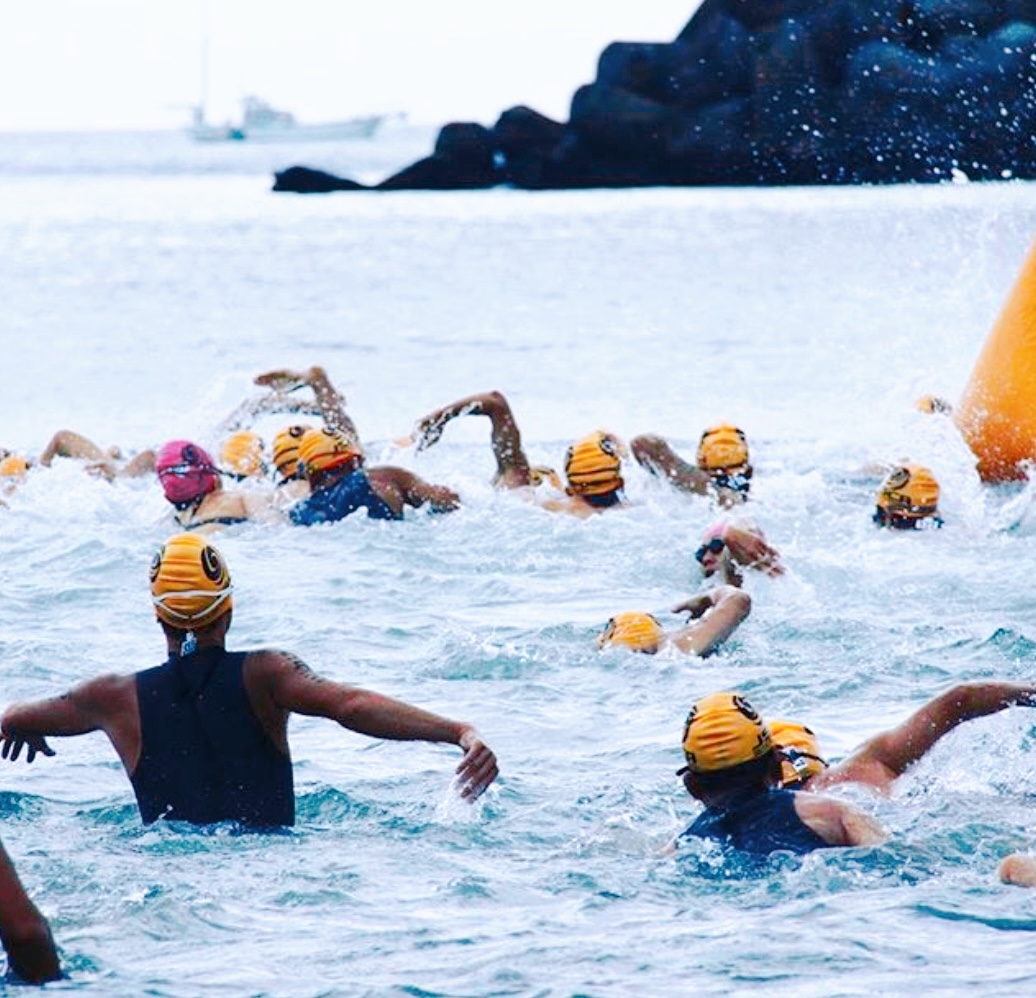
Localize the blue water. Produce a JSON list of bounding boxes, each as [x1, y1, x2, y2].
[[3, 126, 1036, 995]]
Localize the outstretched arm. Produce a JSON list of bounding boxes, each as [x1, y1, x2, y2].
[[832, 682, 1036, 787], [0, 843, 61, 984], [251, 652, 498, 799], [668, 585, 751, 657], [38, 429, 109, 467], [254, 366, 360, 444], [412, 390, 532, 489], [630, 434, 712, 495]]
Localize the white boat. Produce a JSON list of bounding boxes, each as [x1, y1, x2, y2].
[[189, 97, 388, 143]]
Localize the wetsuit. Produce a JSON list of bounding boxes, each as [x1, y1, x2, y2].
[[680, 789, 830, 855], [131, 648, 294, 826], [289, 468, 400, 524]]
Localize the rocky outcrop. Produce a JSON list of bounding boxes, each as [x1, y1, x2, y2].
[[274, 0, 1036, 192]]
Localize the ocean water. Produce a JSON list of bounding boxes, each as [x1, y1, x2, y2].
[[3, 126, 1036, 996]]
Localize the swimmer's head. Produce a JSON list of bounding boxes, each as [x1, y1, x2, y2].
[[597, 612, 666, 654], [155, 441, 221, 506], [697, 424, 752, 499], [564, 431, 624, 497], [0, 454, 30, 480], [769, 719, 828, 788], [297, 427, 363, 480], [149, 533, 234, 630], [272, 424, 311, 481], [873, 463, 941, 529], [680, 692, 773, 774], [220, 431, 266, 479]]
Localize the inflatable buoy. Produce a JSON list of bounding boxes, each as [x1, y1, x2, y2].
[[955, 240, 1036, 482]]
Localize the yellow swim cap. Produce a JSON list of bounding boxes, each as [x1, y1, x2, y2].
[[564, 431, 624, 496], [597, 612, 666, 653], [874, 463, 940, 526], [916, 395, 953, 415], [298, 427, 362, 478], [681, 692, 772, 773], [0, 454, 29, 479], [769, 719, 827, 787], [272, 424, 310, 481], [697, 424, 749, 472], [220, 431, 266, 478], [149, 533, 234, 629]]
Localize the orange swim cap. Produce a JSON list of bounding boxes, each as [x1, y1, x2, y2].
[[0, 454, 29, 479], [681, 692, 772, 773], [597, 612, 666, 653], [564, 431, 624, 497], [298, 427, 362, 478], [769, 719, 827, 787], [220, 431, 266, 478], [272, 424, 311, 481], [697, 424, 750, 472], [149, 533, 234, 629], [874, 463, 940, 527]]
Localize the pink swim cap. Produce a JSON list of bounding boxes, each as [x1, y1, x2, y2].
[[156, 440, 220, 505]]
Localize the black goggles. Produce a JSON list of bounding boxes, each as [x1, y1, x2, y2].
[[694, 537, 725, 564]]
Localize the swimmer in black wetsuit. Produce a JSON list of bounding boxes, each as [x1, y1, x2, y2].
[[288, 427, 459, 525], [407, 389, 628, 518], [670, 692, 885, 856], [0, 534, 498, 827]]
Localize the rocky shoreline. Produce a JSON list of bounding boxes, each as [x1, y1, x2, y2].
[[275, 0, 1036, 192]]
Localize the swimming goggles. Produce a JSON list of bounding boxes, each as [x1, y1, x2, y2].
[[694, 537, 725, 564]]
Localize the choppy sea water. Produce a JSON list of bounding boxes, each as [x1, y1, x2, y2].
[[3, 127, 1036, 996]]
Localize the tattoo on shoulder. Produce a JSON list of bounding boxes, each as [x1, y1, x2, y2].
[[281, 651, 324, 682]]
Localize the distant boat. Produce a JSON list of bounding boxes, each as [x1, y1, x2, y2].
[[189, 97, 389, 143]]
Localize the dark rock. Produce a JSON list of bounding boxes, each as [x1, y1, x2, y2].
[[272, 166, 366, 193], [492, 106, 566, 188], [377, 121, 497, 190]]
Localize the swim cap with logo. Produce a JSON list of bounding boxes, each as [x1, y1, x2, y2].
[[156, 440, 221, 505], [697, 424, 750, 472], [220, 431, 266, 478], [564, 431, 624, 496], [297, 427, 362, 478], [150, 533, 234, 629], [769, 719, 828, 787], [681, 692, 773, 773], [272, 424, 311, 481], [874, 463, 940, 527], [597, 612, 666, 653]]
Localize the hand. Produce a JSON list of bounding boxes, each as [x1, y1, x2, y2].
[[1, 734, 55, 764], [254, 369, 307, 392], [414, 417, 445, 453], [724, 526, 785, 577], [455, 728, 498, 800], [672, 594, 713, 619]]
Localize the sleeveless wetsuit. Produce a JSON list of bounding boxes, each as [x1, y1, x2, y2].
[[680, 789, 830, 855], [131, 648, 294, 826], [289, 468, 400, 524]]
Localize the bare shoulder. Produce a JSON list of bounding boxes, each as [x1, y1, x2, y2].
[[244, 648, 323, 685], [76, 672, 137, 707]]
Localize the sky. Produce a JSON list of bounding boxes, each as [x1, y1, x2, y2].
[[0, 1, 699, 132]]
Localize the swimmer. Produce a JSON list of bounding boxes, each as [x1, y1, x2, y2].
[[873, 463, 942, 529], [694, 521, 784, 586], [770, 681, 1036, 795], [631, 424, 752, 508], [0, 838, 61, 983], [218, 430, 267, 480], [408, 390, 628, 518], [0, 533, 498, 827], [1, 430, 155, 485], [269, 423, 313, 501], [671, 692, 886, 856], [597, 585, 751, 657], [156, 440, 282, 532], [288, 427, 459, 524]]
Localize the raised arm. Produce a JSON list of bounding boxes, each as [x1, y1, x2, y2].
[[0, 843, 61, 984], [249, 651, 497, 799], [825, 682, 1036, 790], [668, 585, 751, 657], [412, 390, 532, 488], [630, 434, 712, 495]]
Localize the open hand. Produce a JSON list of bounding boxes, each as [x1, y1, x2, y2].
[[1, 734, 56, 764]]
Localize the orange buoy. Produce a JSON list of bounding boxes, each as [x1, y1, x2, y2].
[[955, 240, 1036, 482]]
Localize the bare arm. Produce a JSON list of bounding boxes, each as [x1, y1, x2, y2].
[[38, 429, 108, 467], [719, 523, 784, 577], [412, 390, 532, 488], [630, 434, 711, 495], [667, 586, 751, 657], [250, 651, 498, 799], [794, 792, 887, 847], [0, 844, 60, 984], [366, 466, 460, 514], [832, 682, 1036, 787]]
